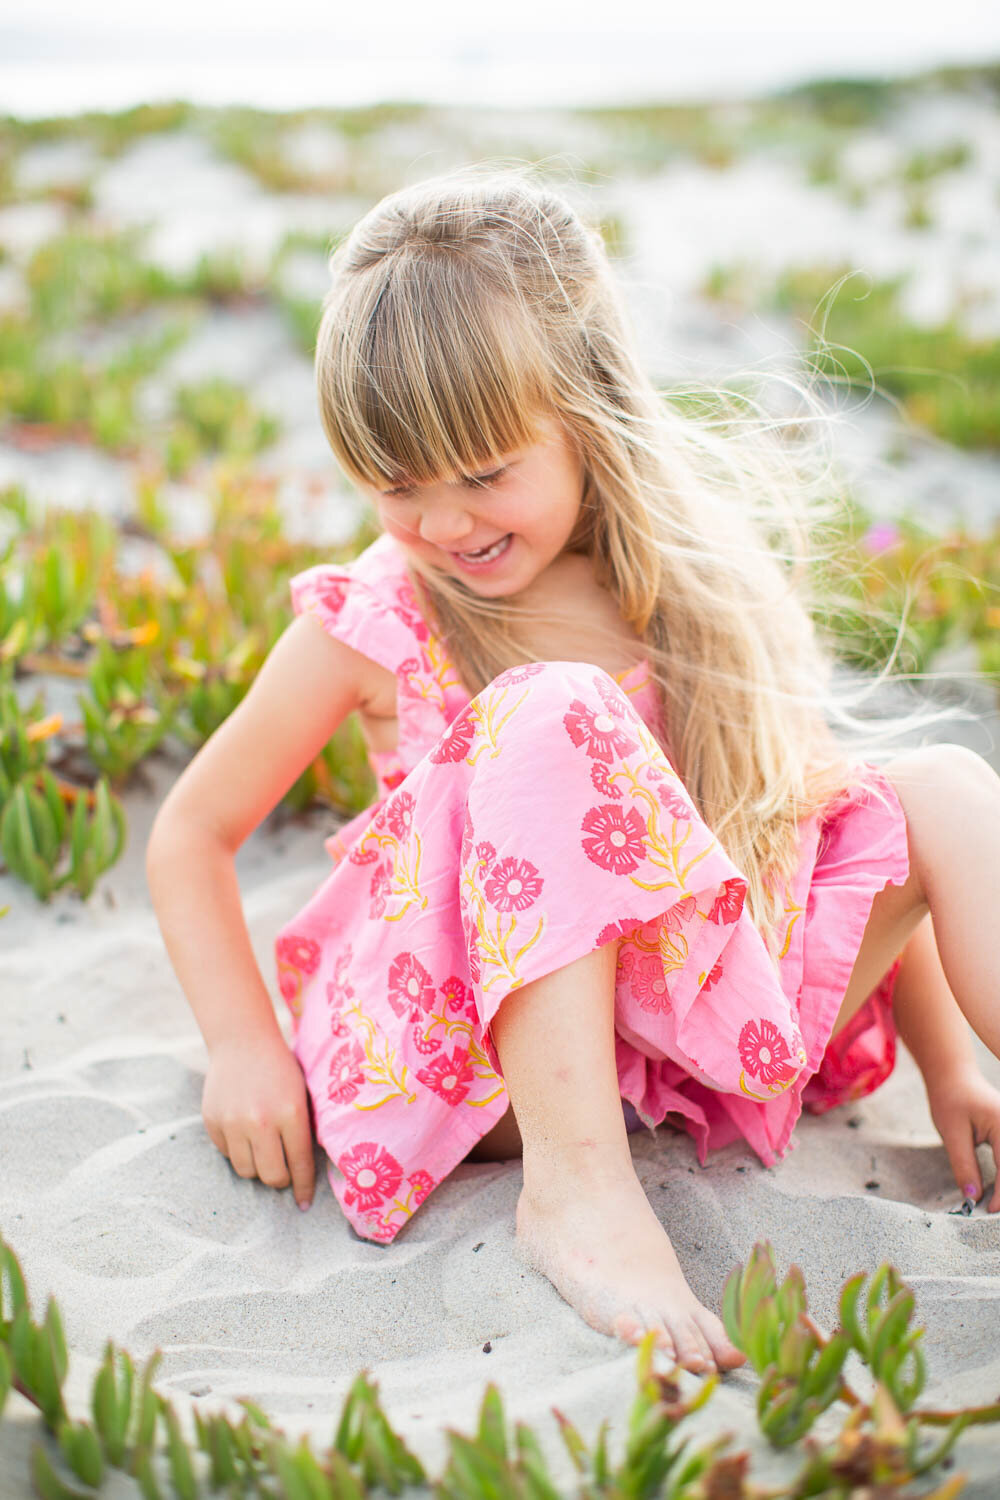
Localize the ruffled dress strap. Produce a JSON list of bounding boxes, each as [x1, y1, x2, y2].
[[288, 533, 469, 850]]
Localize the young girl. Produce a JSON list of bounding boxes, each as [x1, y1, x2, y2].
[[146, 167, 1000, 1378]]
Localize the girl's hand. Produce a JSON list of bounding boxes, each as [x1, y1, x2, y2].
[[202, 1033, 316, 1210], [926, 1064, 1000, 1212]]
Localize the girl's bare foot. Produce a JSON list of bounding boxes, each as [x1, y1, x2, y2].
[[515, 1168, 746, 1374]]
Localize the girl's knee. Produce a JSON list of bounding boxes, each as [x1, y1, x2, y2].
[[885, 744, 995, 813], [481, 659, 622, 704]]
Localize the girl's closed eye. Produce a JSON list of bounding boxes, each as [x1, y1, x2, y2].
[[382, 466, 507, 500], [463, 466, 508, 489]]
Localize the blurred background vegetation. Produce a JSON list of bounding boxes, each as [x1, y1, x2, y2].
[[1, 63, 998, 900]]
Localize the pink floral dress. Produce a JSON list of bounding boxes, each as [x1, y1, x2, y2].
[[274, 533, 910, 1243]]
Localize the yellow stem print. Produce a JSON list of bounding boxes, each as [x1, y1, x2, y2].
[[425, 1008, 474, 1045], [773, 887, 804, 962], [467, 686, 530, 764], [464, 1083, 507, 1108], [346, 1003, 417, 1110], [466, 1035, 494, 1070], [738, 1065, 801, 1103], [657, 928, 691, 977], [511, 916, 546, 969], [383, 830, 429, 922], [632, 779, 720, 891], [422, 633, 464, 710], [479, 910, 546, 992]]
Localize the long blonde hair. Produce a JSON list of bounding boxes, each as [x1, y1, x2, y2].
[[314, 164, 947, 961]]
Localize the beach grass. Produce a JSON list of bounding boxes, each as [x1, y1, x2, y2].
[[702, 263, 1000, 450], [3, 1227, 996, 1497]]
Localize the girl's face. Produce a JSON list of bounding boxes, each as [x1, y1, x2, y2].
[[364, 416, 586, 597]]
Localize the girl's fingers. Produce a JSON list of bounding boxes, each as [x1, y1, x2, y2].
[[983, 1123, 1000, 1212], [941, 1117, 981, 1207], [249, 1129, 294, 1192], [226, 1133, 258, 1180], [281, 1112, 316, 1210]]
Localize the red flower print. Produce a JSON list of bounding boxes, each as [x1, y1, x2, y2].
[[412, 1022, 442, 1055], [431, 710, 476, 764], [738, 1018, 797, 1086], [595, 916, 644, 948], [316, 579, 348, 616], [276, 934, 320, 974], [408, 1169, 435, 1205], [368, 1218, 397, 1243], [581, 803, 646, 874], [348, 840, 379, 866], [475, 841, 496, 871], [494, 663, 546, 688], [461, 809, 475, 866], [326, 946, 355, 1008], [338, 1142, 403, 1210], [331, 1014, 350, 1039], [328, 1039, 366, 1105], [631, 953, 670, 1012], [382, 766, 406, 792], [416, 1048, 476, 1106], [564, 700, 638, 764], [440, 975, 475, 1016], [661, 894, 698, 933], [484, 856, 544, 913], [594, 674, 631, 718], [278, 970, 299, 1004], [708, 878, 745, 926], [657, 783, 693, 819], [393, 582, 430, 641], [386, 790, 415, 840], [645, 765, 665, 783], [369, 861, 392, 919], [387, 952, 436, 1018], [590, 761, 622, 800], [467, 941, 481, 985], [701, 958, 724, 992]]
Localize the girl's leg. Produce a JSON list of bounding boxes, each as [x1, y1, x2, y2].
[[829, 745, 1000, 1046], [488, 939, 746, 1373]]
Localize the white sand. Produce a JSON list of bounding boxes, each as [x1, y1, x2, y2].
[[3, 742, 1000, 1496]]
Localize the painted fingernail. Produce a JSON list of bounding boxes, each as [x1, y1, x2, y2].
[[964, 1184, 979, 1200], [297, 1199, 311, 1212]]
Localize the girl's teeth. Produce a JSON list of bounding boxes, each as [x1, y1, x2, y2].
[[459, 535, 509, 562]]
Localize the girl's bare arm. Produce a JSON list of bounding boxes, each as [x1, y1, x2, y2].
[[145, 611, 373, 1206]]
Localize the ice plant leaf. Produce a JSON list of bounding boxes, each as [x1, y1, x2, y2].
[[162, 1398, 198, 1500], [476, 1383, 508, 1462], [57, 1417, 104, 1488], [30, 1443, 93, 1500], [838, 1271, 867, 1355]]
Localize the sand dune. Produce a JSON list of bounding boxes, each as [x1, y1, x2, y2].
[[3, 752, 1000, 1495]]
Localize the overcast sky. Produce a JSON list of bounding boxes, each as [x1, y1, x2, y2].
[[5, 0, 999, 45], [3, 0, 999, 113]]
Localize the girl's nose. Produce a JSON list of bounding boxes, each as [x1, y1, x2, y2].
[[419, 509, 475, 548]]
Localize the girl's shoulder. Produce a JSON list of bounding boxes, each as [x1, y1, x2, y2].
[[288, 532, 431, 685]]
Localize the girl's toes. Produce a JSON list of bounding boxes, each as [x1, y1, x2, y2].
[[696, 1315, 746, 1370], [613, 1312, 644, 1344], [670, 1331, 712, 1373]]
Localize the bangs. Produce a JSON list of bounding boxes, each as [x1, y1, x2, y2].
[[317, 250, 552, 490]]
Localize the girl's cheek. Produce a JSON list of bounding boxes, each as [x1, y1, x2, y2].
[[377, 511, 413, 542]]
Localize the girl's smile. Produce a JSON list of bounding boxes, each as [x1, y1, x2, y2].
[[366, 417, 585, 597]]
